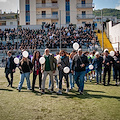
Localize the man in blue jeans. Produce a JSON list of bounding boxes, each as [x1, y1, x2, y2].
[[92, 52, 103, 84], [71, 49, 89, 95]]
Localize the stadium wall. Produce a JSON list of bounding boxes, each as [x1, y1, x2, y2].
[[107, 21, 120, 51]]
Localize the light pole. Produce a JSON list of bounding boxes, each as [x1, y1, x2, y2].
[[59, 10, 61, 50], [101, 9, 104, 51], [17, 9, 19, 52]]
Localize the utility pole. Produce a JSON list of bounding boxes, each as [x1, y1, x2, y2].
[[17, 9, 19, 51], [101, 9, 104, 51], [59, 10, 61, 50]]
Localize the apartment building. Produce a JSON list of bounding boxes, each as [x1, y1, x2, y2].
[[0, 13, 18, 26], [19, 0, 95, 26]]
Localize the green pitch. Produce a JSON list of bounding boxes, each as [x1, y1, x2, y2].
[[0, 68, 120, 120]]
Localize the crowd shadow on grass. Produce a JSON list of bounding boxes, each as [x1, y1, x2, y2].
[[60, 89, 120, 101], [0, 88, 13, 91], [41, 89, 120, 101]]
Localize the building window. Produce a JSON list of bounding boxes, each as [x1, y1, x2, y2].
[[26, 23, 30, 25], [82, 11, 86, 18], [82, 22, 86, 24], [52, 12, 58, 15], [10, 22, 13, 25], [25, 0, 30, 25], [81, 0, 86, 4], [26, 5, 30, 11], [42, 0, 46, 4], [26, 0, 30, 4], [66, 0, 70, 24], [42, 11, 46, 15], [42, 11, 46, 18]]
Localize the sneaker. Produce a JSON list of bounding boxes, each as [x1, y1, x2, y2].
[[115, 83, 118, 86], [27, 88, 32, 90], [66, 88, 69, 93], [84, 76, 87, 81], [69, 87, 73, 90], [57, 90, 62, 95], [41, 90, 45, 94], [118, 82, 120, 85], [50, 88, 54, 93], [18, 89, 21, 92], [79, 91, 84, 95], [7, 84, 10, 87], [90, 77, 92, 80], [95, 83, 99, 85], [48, 87, 51, 90]]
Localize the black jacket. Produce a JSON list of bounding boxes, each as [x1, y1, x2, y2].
[[92, 56, 103, 70], [19, 61, 33, 73], [5, 56, 16, 72], [33, 59, 41, 73], [113, 55, 120, 69], [103, 55, 114, 69], [58, 56, 70, 71], [72, 54, 89, 72]]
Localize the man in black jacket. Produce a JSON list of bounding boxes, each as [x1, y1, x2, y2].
[[103, 50, 114, 86], [5, 51, 16, 87], [72, 49, 89, 95]]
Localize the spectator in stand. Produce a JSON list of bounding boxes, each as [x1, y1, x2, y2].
[[1, 57, 5, 67], [0, 25, 99, 51]]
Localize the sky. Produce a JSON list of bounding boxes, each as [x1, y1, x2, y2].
[[0, 0, 120, 13]]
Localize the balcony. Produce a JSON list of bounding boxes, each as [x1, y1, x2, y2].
[[36, 14, 59, 20], [77, 3, 94, 8], [77, 14, 95, 19], [36, 3, 58, 8]]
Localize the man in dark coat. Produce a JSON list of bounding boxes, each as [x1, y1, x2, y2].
[[5, 51, 16, 87]]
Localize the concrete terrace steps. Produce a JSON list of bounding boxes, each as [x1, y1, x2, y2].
[[97, 32, 114, 52]]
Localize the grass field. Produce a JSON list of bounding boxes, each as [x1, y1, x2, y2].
[[0, 68, 120, 120]]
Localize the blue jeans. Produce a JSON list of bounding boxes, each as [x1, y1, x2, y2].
[[18, 72, 31, 90], [49, 75, 58, 88], [74, 71, 86, 92], [69, 73, 75, 89], [113, 67, 115, 80], [95, 69, 102, 83]]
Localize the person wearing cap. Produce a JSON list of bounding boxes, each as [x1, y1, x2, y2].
[[103, 50, 114, 86], [92, 52, 103, 84], [71, 49, 89, 95]]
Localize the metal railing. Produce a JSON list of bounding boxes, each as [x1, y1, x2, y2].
[[76, 3, 94, 8], [36, 3, 58, 8], [36, 14, 59, 19], [77, 14, 95, 19]]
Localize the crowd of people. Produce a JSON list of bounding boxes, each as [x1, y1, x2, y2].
[[4, 48, 120, 95], [0, 24, 99, 51]]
